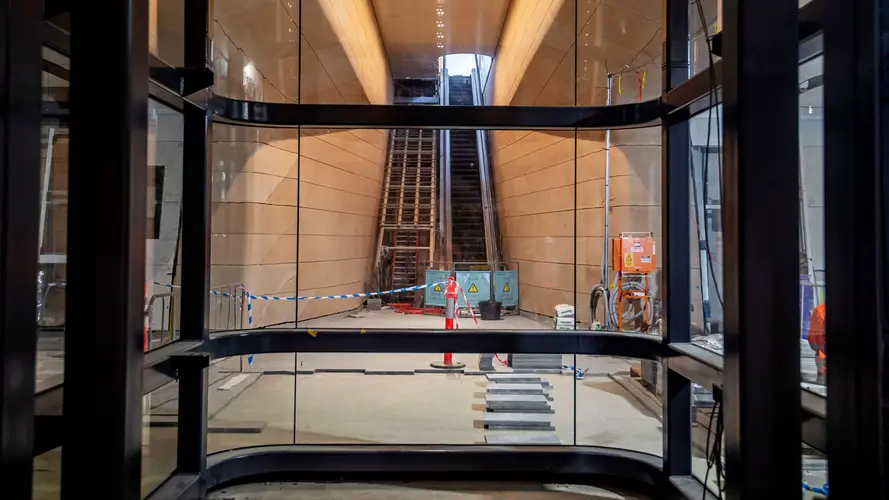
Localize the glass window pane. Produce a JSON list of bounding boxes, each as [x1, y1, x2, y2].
[[212, 0, 299, 102], [142, 382, 179, 497], [689, 104, 724, 353], [207, 354, 295, 452], [578, 357, 663, 455], [799, 54, 825, 387], [152, 0, 185, 66], [145, 99, 184, 351], [33, 447, 61, 500], [211, 125, 298, 332], [689, 0, 721, 78], [803, 446, 828, 498], [691, 394, 725, 496], [37, 48, 70, 392]]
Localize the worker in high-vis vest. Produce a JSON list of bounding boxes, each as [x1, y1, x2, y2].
[[807, 303, 826, 382]]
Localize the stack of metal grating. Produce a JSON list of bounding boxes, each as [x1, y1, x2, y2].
[[478, 353, 495, 371], [509, 354, 563, 370], [482, 373, 561, 444]]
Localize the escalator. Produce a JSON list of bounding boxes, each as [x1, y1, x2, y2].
[[447, 76, 487, 264], [440, 71, 499, 268], [373, 68, 500, 301]]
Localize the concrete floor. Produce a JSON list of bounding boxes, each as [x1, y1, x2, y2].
[[300, 307, 554, 330], [29, 310, 829, 499]]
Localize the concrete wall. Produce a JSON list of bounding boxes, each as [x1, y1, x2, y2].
[[210, 0, 390, 326], [489, 0, 665, 325]]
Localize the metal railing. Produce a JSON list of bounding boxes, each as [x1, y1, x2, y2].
[[37, 279, 66, 325], [145, 292, 178, 348], [209, 283, 250, 331]]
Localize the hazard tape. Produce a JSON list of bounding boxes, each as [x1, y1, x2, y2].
[[146, 280, 447, 331], [248, 282, 446, 301], [147, 281, 446, 301]]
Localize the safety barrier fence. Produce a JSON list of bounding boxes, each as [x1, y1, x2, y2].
[[146, 281, 448, 331]]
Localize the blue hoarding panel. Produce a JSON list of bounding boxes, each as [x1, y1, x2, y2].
[[493, 270, 518, 307], [458, 271, 491, 308], [425, 270, 520, 308], [424, 270, 450, 307]]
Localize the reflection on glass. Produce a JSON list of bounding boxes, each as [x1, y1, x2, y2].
[[212, 0, 299, 103], [145, 99, 184, 351], [211, 125, 298, 331], [291, 353, 576, 445], [142, 382, 179, 497], [32, 447, 61, 500], [689, 0, 721, 78], [204, 353, 668, 448], [207, 354, 295, 453], [36, 53, 70, 391], [691, 389, 724, 497], [689, 104, 724, 353], [799, 55, 825, 387], [576, 356, 663, 455], [151, 0, 185, 66], [803, 446, 828, 498]]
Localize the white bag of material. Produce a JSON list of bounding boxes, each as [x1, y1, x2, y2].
[[553, 304, 575, 318], [553, 316, 575, 331]]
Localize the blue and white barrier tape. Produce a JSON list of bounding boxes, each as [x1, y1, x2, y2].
[[248, 282, 446, 302], [147, 281, 447, 330], [149, 281, 445, 301]]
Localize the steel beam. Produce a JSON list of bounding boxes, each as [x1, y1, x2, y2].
[[62, 0, 148, 497], [661, 0, 693, 478], [720, 0, 801, 497], [180, 0, 213, 342], [824, 0, 886, 494], [0, 0, 43, 497]]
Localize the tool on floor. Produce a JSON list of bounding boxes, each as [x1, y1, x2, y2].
[[562, 364, 588, 380]]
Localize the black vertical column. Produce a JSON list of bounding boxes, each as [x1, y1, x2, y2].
[[0, 0, 43, 498], [63, 0, 149, 498], [660, 0, 692, 478], [824, 0, 885, 495], [180, 0, 214, 342], [721, 0, 800, 497], [172, 352, 209, 474]]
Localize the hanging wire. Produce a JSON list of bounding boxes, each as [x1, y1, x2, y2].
[[693, 0, 725, 309]]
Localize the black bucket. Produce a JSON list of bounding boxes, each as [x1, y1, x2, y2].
[[479, 300, 502, 321]]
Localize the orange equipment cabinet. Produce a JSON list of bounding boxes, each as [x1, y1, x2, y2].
[[611, 236, 657, 273]]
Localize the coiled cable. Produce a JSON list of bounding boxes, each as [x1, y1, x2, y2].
[[608, 280, 654, 330]]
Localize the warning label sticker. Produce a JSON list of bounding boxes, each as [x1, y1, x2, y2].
[[632, 241, 644, 252], [641, 256, 652, 263], [433, 284, 442, 292], [502, 283, 510, 292], [468, 283, 479, 293], [624, 253, 634, 268]]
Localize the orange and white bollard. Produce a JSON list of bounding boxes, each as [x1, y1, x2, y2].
[[431, 276, 465, 369]]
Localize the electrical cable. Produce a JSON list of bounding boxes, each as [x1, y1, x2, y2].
[[693, 0, 725, 313], [589, 283, 607, 330], [608, 279, 655, 329], [702, 398, 726, 499]]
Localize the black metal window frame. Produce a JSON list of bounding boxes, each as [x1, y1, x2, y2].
[[8, 0, 884, 498]]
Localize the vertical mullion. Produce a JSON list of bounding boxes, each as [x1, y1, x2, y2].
[[661, 0, 692, 478], [180, 0, 213, 342], [0, 0, 43, 498], [177, 0, 214, 479], [63, 0, 149, 497], [721, 0, 800, 497], [824, 0, 885, 495]]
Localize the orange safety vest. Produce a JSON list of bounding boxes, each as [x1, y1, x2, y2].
[[808, 303, 826, 353]]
